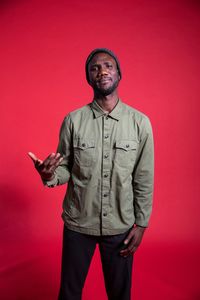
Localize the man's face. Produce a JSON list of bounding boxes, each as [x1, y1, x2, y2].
[[88, 52, 121, 96]]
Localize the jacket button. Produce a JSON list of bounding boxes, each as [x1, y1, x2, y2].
[[103, 212, 107, 217], [104, 154, 108, 159], [82, 143, 86, 147], [126, 144, 130, 148]]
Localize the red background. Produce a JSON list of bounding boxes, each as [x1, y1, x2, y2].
[[1, 0, 200, 299]]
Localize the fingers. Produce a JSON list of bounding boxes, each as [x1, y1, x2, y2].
[[43, 153, 62, 170], [120, 226, 145, 257], [124, 229, 135, 245], [28, 152, 39, 163], [37, 153, 63, 180], [120, 228, 136, 257], [46, 155, 63, 171], [120, 243, 137, 257], [28, 151, 63, 180]]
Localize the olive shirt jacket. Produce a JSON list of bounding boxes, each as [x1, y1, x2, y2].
[[44, 99, 154, 236]]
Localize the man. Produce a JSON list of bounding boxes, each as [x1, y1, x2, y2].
[[28, 48, 154, 300]]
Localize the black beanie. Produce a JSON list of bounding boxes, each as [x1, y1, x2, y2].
[[85, 48, 122, 83]]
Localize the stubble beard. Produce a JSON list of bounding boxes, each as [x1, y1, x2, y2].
[[94, 79, 120, 96]]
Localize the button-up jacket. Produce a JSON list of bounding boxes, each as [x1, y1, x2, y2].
[[44, 99, 154, 235]]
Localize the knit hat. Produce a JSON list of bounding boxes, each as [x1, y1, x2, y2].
[[85, 48, 122, 83]]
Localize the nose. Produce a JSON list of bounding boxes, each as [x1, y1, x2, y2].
[[98, 66, 108, 77]]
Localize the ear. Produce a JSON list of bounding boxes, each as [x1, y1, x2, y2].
[[87, 77, 92, 86], [117, 69, 121, 80], [87, 74, 92, 85]]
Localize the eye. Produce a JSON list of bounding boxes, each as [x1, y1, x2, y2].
[[90, 65, 98, 72], [106, 64, 113, 69]]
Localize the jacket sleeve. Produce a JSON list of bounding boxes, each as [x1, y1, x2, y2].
[[43, 114, 73, 187], [133, 116, 154, 227]]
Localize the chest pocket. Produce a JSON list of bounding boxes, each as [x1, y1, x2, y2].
[[73, 139, 95, 167], [114, 140, 138, 167]]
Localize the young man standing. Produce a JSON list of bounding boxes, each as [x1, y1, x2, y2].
[[29, 48, 154, 300]]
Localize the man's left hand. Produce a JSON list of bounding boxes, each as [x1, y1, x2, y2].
[[120, 226, 146, 257]]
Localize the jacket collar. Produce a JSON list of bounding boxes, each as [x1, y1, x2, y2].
[[90, 99, 123, 121]]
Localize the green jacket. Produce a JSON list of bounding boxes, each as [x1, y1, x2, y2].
[[44, 99, 154, 235]]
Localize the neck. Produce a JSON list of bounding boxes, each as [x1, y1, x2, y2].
[[93, 91, 119, 113]]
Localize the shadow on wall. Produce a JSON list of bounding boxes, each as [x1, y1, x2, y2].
[[0, 184, 60, 300], [0, 0, 25, 10]]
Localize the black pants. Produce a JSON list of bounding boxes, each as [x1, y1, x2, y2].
[[58, 226, 133, 300]]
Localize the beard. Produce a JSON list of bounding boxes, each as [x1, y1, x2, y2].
[[93, 78, 120, 96]]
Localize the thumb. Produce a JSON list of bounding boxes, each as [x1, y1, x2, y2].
[[124, 228, 135, 244], [28, 152, 40, 164]]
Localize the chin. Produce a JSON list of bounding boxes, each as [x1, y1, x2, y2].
[[96, 87, 115, 96]]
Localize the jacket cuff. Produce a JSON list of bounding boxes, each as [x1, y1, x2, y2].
[[42, 174, 58, 187], [135, 218, 149, 228]]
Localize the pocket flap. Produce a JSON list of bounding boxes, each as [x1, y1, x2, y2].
[[74, 139, 95, 150], [115, 140, 138, 151]]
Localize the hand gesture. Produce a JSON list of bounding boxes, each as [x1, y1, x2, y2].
[[28, 152, 63, 181], [120, 226, 146, 257]]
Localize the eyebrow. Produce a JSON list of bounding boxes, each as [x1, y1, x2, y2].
[[90, 61, 113, 66]]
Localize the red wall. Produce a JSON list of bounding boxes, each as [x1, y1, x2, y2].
[[1, 0, 200, 299]]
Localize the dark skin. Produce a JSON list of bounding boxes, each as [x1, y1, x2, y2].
[[28, 152, 63, 181], [28, 52, 146, 257], [88, 52, 120, 113]]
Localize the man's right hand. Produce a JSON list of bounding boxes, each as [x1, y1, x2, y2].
[[28, 152, 63, 181]]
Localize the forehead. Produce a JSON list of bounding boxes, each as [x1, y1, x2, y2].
[[89, 52, 117, 66]]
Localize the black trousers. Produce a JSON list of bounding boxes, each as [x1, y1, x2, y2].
[[58, 226, 133, 300]]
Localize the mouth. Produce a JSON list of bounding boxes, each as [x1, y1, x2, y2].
[[98, 78, 112, 85]]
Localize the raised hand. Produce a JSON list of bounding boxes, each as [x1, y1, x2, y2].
[[28, 151, 63, 181]]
